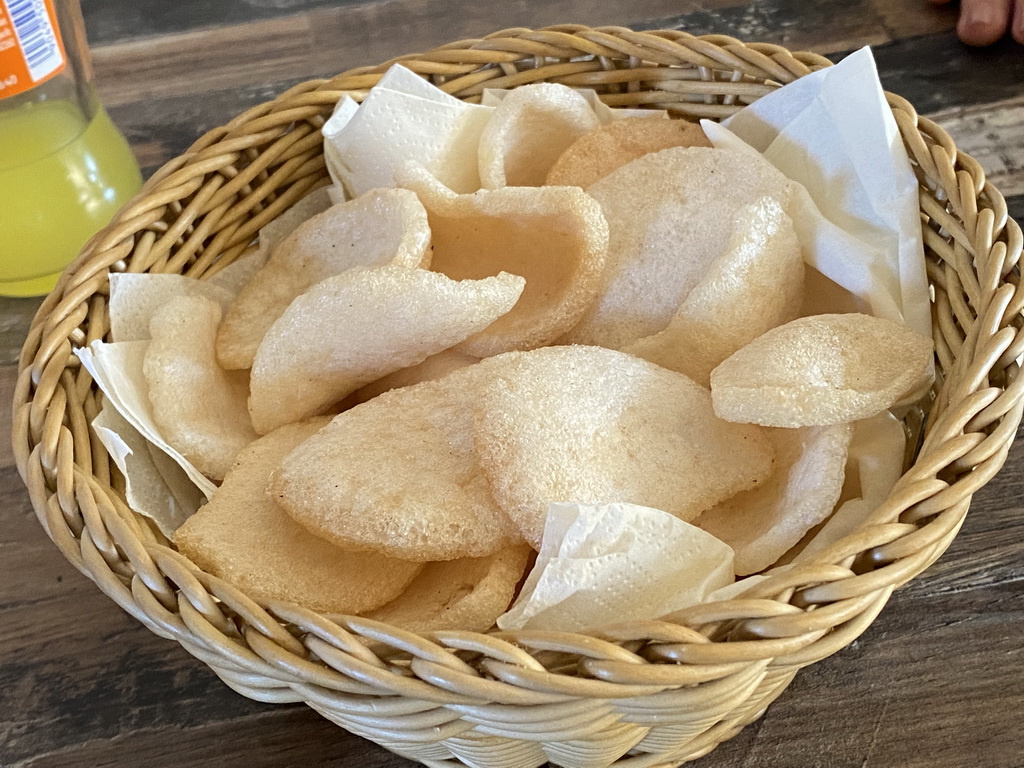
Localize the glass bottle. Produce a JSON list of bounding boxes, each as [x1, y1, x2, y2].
[[0, 0, 141, 296]]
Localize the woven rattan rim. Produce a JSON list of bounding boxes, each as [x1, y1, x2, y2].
[[12, 25, 1024, 767]]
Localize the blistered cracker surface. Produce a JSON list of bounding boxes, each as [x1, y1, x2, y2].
[[563, 146, 792, 350], [696, 423, 854, 575], [711, 313, 935, 427], [109, 273, 234, 343], [545, 116, 712, 189], [473, 345, 775, 549], [258, 186, 333, 254], [365, 544, 533, 633], [174, 418, 422, 614], [216, 188, 432, 370], [271, 362, 523, 561], [347, 348, 478, 406], [247, 264, 524, 434], [479, 83, 602, 188], [399, 164, 608, 356], [144, 295, 257, 482], [625, 196, 803, 386]]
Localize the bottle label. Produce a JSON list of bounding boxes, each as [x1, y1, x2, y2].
[[0, 0, 66, 100]]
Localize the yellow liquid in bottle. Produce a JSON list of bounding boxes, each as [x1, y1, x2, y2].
[[0, 100, 142, 296]]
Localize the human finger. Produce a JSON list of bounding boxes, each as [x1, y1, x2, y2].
[[1013, 0, 1024, 42], [957, 0, 1012, 45]]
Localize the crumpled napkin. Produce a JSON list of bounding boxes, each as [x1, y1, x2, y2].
[[702, 46, 930, 340], [498, 502, 735, 633]]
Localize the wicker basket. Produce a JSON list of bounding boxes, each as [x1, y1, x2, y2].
[[13, 25, 1024, 768]]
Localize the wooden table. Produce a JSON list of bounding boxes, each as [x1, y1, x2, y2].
[[3, 1, 1023, 766]]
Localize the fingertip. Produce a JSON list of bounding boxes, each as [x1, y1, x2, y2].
[[958, 17, 1008, 45], [958, 19, 1007, 44], [957, 0, 1013, 45]]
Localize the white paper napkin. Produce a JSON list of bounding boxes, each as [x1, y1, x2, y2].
[[498, 502, 735, 633], [702, 47, 931, 339]]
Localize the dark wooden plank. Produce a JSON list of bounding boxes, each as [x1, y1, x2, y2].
[[0, 467, 80, 607], [85, 0, 916, 113], [928, 96, 1024, 200], [92, 1, 753, 110], [640, 0, 890, 54], [3, 593, 257, 759], [836, 32, 1024, 114], [0, 467, 258, 764], [82, 0, 353, 47], [870, 0, 958, 39], [697, 581, 1024, 768], [89, 5, 1024, 184], [84, 0, 1024, 185], [79, 0, 963, 51], [18, 709, 414, 768], [82, 0, 742, 48], [0, 297, 44, 366], [0, 365, 21, 470], [1, 567, 261, 764], [90, 0, 893, 178], [91, 15, 317, 109]]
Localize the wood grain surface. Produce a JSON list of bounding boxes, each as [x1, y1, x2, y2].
[[3, 1, 1023, 767]]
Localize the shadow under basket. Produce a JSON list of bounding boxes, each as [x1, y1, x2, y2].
[[12, 25, 1024, 768]]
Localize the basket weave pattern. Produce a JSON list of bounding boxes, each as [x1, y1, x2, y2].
[[12, 26, 1024, 768]]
